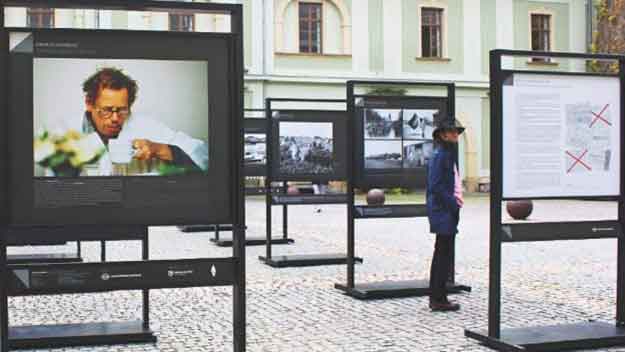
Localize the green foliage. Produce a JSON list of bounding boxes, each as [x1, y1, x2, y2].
[[388, 187, 411, 195], [158, 164, 195, 176], [35, 130, 105, 177], [366, 87, 408, 96]]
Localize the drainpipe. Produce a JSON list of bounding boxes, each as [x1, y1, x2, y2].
[[586, 0, 594, 52]]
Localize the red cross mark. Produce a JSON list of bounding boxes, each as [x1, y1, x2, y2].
[[566, 150, 592, 173], [589, 104, 611, 127]]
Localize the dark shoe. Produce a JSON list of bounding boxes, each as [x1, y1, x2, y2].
[[429, 300, 460, 312]]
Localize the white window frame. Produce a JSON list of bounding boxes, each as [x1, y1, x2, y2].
[[528, 9, 556, 63], [298, 0, 324, 54], [417, 3, 448, 59]]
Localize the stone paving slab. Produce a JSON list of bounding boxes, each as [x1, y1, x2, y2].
[[7, 197, 625, 351]]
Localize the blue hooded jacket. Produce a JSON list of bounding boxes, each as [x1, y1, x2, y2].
[[426, 143, 460, 236]]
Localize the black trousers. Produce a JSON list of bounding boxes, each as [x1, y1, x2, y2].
[[429, 234, 454, 302]]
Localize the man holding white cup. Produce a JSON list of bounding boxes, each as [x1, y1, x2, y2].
[[81, 67, 208, 176]]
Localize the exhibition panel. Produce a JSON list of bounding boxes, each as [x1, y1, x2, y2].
[[260, 98, 362, 268], [0, 1, 246, 351], [464, 49, 625, 352], [335, 80, 471, 300]]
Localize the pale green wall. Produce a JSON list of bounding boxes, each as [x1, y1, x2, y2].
[[513, 0, 570, 70], [481, 0, 497, 75], [402, 0, 464, 74], [481, 97, 490, 170], [243, 0, 252, 69], [111, 11, 128, 29], [274, 55, 353, 71], [368, 0, 384, 72]]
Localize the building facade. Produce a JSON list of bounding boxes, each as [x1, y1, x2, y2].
[[5, 0, 591, 190]]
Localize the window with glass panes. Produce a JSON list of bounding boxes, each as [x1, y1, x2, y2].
[[27, 8, 54, 28], [299, 2, 322, 54], [421, 8, 443, 58], [531, 14, 551, 61], [169, 13, 194, 32]]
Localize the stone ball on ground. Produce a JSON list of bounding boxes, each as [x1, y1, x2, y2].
[[366, 189, 386, 206], [506, 200, 533, 220]]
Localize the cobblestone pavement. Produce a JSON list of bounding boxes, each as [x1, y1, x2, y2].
[[8, 196, 625, 351]]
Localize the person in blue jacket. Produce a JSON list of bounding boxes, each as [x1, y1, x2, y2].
[[427, 119, 465, 312]]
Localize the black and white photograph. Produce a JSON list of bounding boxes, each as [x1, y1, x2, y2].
[[364, 109, 402, 139], [403, 140, 434, 168], [364, 140, 402, 169], [403, 109, 437, 139], [244, 133, 266, 167], [279, 121, 334, 175]]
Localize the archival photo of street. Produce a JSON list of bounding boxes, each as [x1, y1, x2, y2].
[[403, 140, 434, 168], [403, 109, 437, 139], [244, 133, 266, 167], [279, 121, 334, 175], [364, 140, 403, 169], [364, 109, 402, 139]]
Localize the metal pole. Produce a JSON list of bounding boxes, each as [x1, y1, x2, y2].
[[0, 11, 9, 350], [232, 7, 246, 352], [282, 182, 288, 240], [448, 83, 457, 286], [215, 225, 220, 242], [488, 50, 503, 339], [142, 230, 150, 329], [100, 240, 106, 262], [76, 241, 82, 258], [347, 82, 355, 289], [616, 57, 625, 325], [0, 229, 7, 352], [265, 99, 273, 260]]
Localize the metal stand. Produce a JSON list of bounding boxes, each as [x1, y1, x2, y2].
[[464, 49, 625, 352], [4, 229, 156, 350], [260, 98, 361, 268], [211, 189, 294, 247], [182, 187, 295, 247], [335, 81, 471, 300], [7, 241, 83, 264], [0, 1, 246, 351]]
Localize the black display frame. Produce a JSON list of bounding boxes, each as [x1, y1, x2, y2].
[[260, 98, 362, 268], [7, 27, 233, 226], [269, 107, 348, 183], [202, 109, 293, 248], [335, 80, 471, 300], [0, 1, 246, 351], [243, 109, 268, 178], [464, 50, 625, 352], [354, 95, 449, 189]]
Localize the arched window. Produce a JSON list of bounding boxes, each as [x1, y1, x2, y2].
[[275, 0, 351, 55]]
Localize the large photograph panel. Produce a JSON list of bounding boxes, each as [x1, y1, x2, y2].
[[8, 29, 236, 226], [33, 59, 209, 177], [354, 95, 450, 189], [279, 121, 334, 175], [269, 109, 347, 181]]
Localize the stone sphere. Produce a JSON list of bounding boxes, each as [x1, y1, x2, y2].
[[506, 200, 533, 220], [287, 186, 300, 195], [366, 189, 386, 206]]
